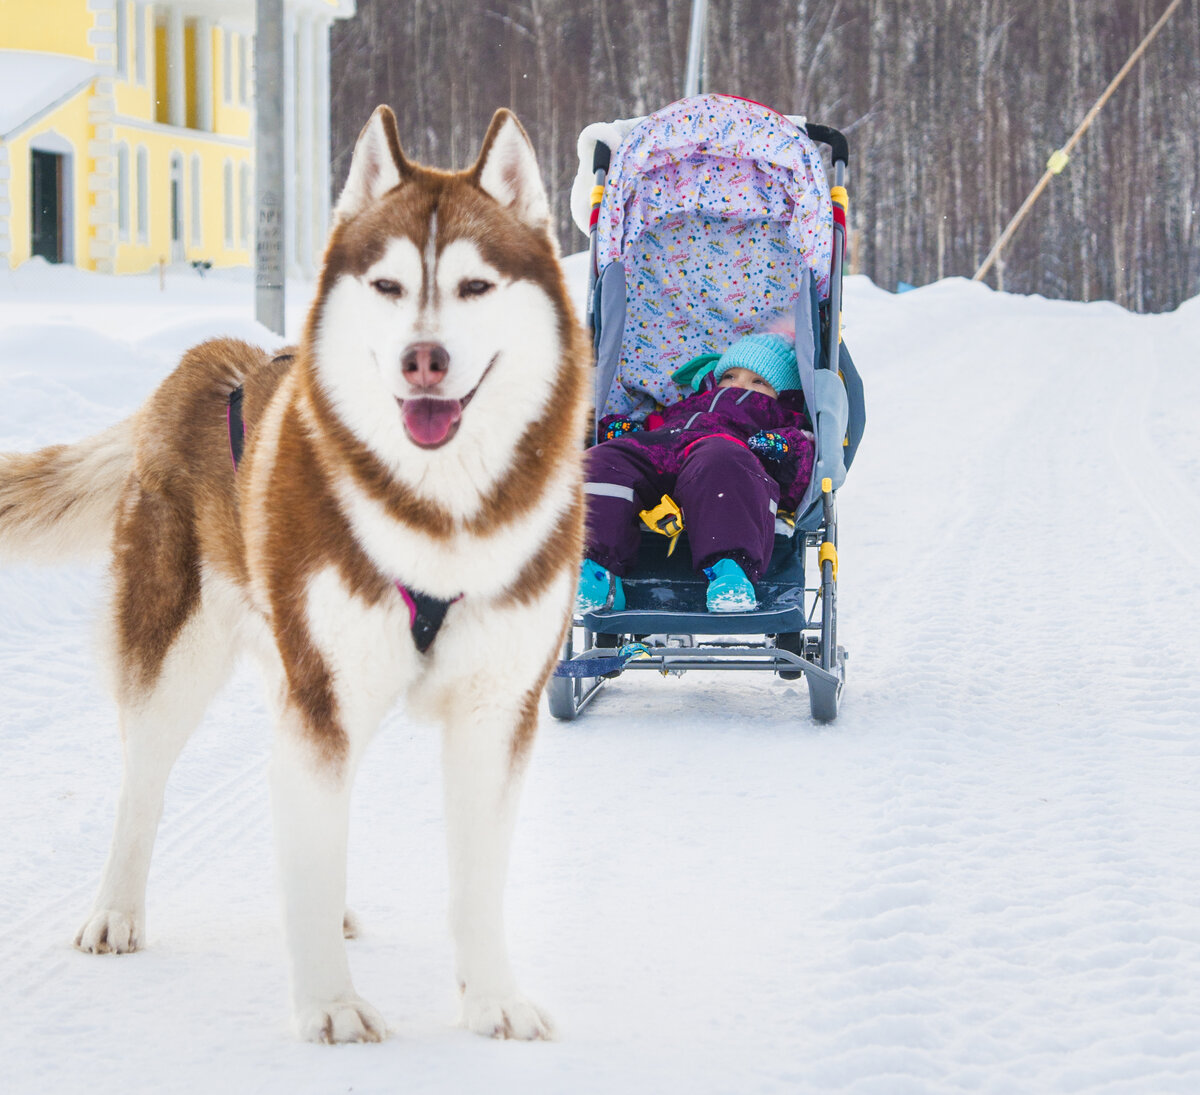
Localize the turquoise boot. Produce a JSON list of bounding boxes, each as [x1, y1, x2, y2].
[[575, 558, 626, 613], [704, 558, 757, 612]]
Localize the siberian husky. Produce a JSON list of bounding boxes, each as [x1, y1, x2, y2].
[[0, 106, 589, 1043]]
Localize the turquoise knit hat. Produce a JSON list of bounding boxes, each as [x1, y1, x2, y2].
[[711, 332, 800, 393]]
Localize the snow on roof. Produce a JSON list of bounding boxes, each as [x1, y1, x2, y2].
[[0, 51, 99, 141]]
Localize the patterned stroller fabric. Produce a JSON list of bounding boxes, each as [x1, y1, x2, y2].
[[595, 96, 834, 417]]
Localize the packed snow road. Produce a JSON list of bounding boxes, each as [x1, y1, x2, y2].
[[1, 261, 1198, 1093]]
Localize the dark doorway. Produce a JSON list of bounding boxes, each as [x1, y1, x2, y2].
[[30, 150, 64, 263]]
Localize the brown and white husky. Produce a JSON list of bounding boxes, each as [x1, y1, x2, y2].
[[0, 106, 589, 1043]]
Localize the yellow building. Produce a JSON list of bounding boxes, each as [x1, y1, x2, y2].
[[0, 0, 354, 276]]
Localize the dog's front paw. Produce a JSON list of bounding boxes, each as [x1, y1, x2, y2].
[[295, 996, 388, 1044], [460, 991, 556, 1041], [74, 909, 142, 954]]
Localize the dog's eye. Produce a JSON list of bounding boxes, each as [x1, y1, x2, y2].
[[458, 279, 494, 299], [371, 279, 405, 298]]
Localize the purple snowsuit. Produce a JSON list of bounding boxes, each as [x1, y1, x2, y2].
[[584, 383, 815, 582]]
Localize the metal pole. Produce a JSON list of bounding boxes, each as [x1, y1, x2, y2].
[[684, 0, 707, 98], [827, 160, 845, 378], [255, 0, 285, 335], [973, 0, 1183, 285]]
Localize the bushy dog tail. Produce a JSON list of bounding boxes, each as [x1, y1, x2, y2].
[[0, 419, 134, 563]]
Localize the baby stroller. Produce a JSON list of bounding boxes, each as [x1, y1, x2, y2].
[[550, 94, 865, 723]]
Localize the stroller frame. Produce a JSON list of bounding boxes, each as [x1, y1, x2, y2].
[[550, 104, 858, 723]]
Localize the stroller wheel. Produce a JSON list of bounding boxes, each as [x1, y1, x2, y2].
[[546, 672, 580, 721], [775, 633, 804, 680]]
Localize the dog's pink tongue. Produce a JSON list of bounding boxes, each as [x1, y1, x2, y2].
[[403, 398, 462, 446]]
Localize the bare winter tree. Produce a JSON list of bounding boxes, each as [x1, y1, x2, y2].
[[330, 0, 1199, 313]]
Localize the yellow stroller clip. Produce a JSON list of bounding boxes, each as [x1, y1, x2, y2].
[[639, 494, 685, 556]]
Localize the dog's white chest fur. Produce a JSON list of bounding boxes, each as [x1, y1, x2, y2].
[[332, 468, 576, 601]]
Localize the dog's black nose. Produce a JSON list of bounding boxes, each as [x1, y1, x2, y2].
[[401, 342, 450, 390]]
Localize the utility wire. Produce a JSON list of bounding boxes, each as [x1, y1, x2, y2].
[[973, 0, 1184, 284]]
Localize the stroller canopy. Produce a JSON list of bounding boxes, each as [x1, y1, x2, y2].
[[584, 95, 835, 416]]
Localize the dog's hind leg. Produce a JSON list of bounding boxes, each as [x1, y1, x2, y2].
[[76, 594, 236, 953], [76, 490, 236, 954]]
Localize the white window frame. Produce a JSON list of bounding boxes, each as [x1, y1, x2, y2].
[[224, 160, 234, 246], [169, 152, 185, 257], [136, 145, 149, 243], [239, 162, 251, 248], [239, 33, 250, 104], [134, 2, 146, 85], [190, 154, 202, 246], [116, 1, 128, 78], [117, 143, 130, 241]]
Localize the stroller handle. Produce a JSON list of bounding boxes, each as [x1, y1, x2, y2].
[[804, 124, 849, 168]]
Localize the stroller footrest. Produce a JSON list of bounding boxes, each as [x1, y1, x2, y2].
[[581, 603, 807, 635], [558, 641, 842, 682]]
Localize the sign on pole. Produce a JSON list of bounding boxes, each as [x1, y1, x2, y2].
[[255, 0, 285, 334]]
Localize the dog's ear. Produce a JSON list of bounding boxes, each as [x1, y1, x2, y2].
[[334, 105, 410, 224], [472, 109, 550, 230]]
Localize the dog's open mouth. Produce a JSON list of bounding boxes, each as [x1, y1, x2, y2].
[[401, 398, 463, 448], [397, 356, 496, 449]]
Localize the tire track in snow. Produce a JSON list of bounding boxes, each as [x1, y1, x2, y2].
[[804, 687, 1200, 1088], [1108, 322, 1200, 537], [1098, 315, 1200, 757], [795, 335, 1048, 1089], [1107, 318, 1200, 571], [0, 716, 269, 1000]]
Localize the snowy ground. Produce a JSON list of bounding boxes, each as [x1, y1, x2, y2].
[[1, 255, 1199, 1094]]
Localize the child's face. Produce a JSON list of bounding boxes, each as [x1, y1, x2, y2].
[[717, 367, 778, 399]]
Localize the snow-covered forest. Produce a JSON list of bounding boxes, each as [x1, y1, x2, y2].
[[330, 0, 1200, 312]]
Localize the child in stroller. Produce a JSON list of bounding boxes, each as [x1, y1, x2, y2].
[[577, 329, 815, 614]]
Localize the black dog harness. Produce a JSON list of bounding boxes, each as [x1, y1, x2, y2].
[[226, 381, 460, 655]]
